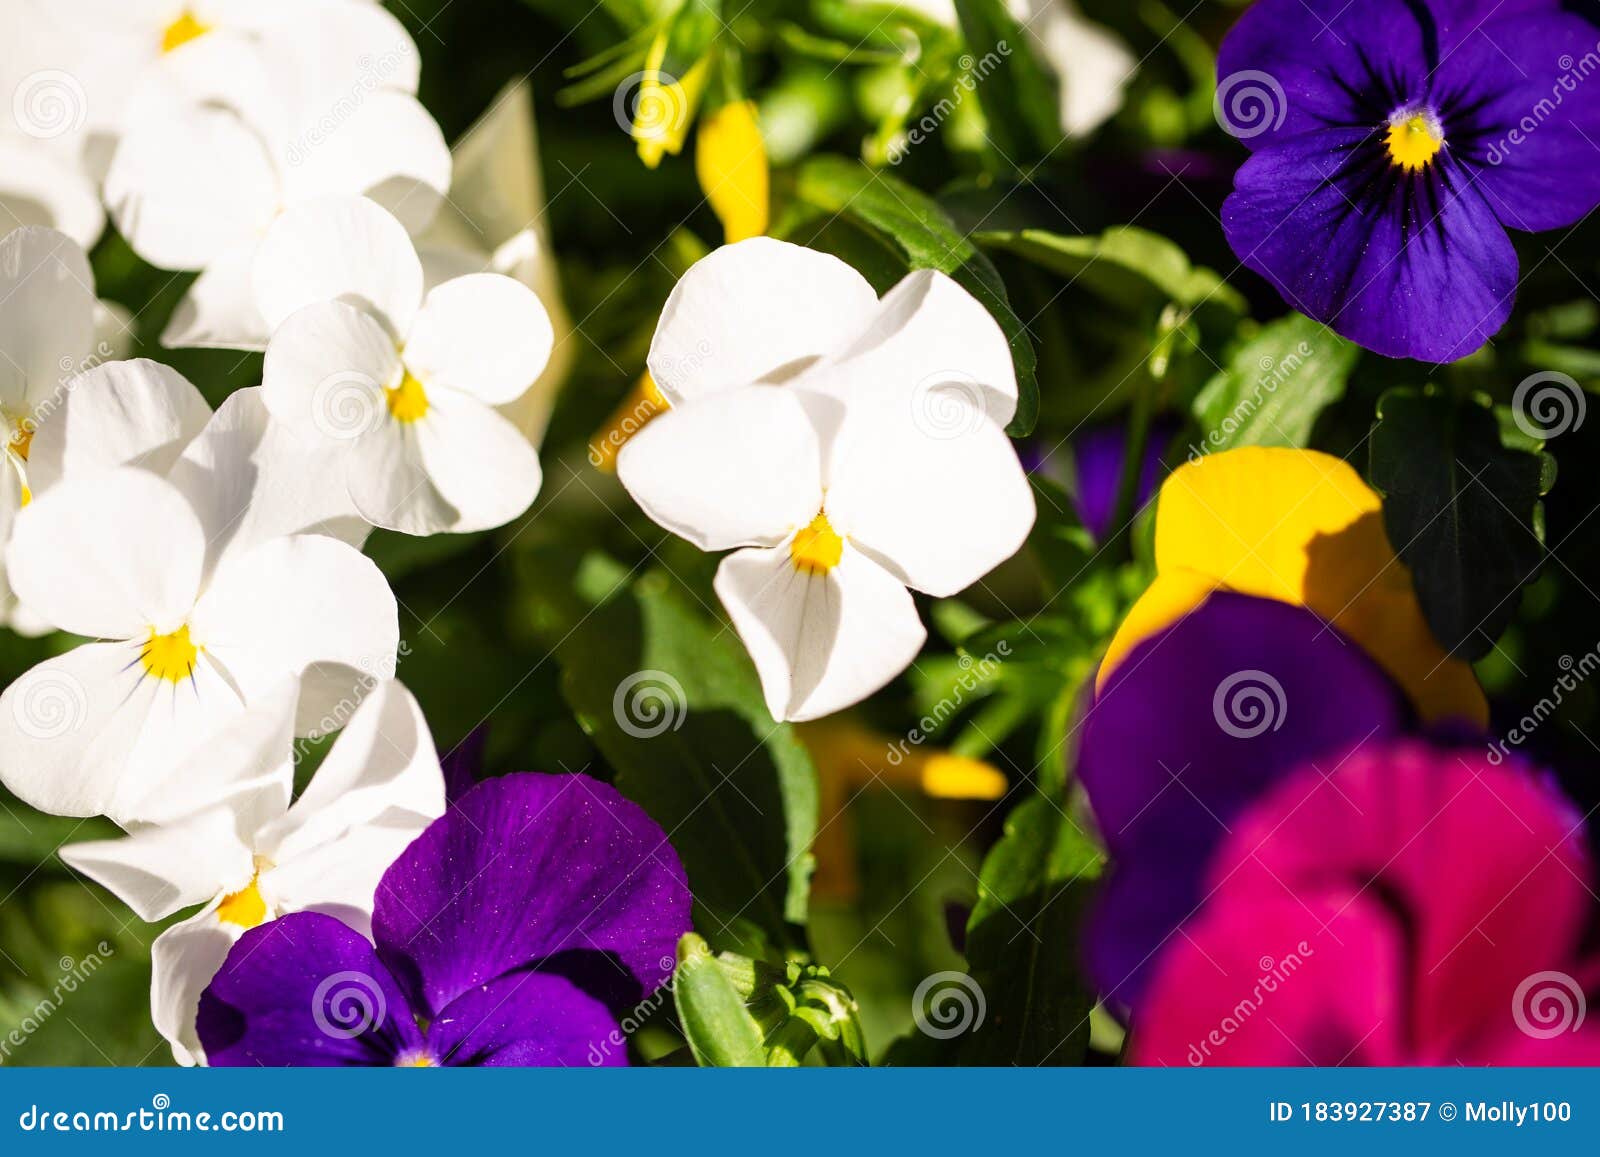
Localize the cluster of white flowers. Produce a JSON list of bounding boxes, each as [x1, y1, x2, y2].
[[0, 0, 1037, 1065], [0, 2, 573, 1065]]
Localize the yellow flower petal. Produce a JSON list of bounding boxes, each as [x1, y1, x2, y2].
[[588, 371, 669, 472], [1101, 447, 1487, 726], [696, 100, 769, 244]]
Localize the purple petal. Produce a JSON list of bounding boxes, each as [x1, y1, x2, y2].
[[1069, 421, 1176, 541], [373, 772, 692, 1018], [1216, 0, 1433, 146], [1222, 127, 1516, 362], [1078, 592, 1408, 1009], [1431, 11, 1600, 232], [198, 912, 422, 1067], [429, 970, 626, 1067]]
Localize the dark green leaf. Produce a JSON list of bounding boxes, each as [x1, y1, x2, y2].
[[1369, 388, 1550, 660], [554, 570, 817, 947], [952, 0, 1062, 162], [792, 155, 1039, 435], [1191, 314, 1359, 452]]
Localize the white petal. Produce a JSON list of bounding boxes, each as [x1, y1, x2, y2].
[[617, 385, 823, 552], [260, 680, 443, 865], [800, 269, 1017, 427], [150, 906, 242, 1067], [0, 226, 95, 412], [403, 273, 552, 404], [103, 104, 280, 270], [160, 238, 269, 350], [130, 673, 298, 829], [349, 387, 542, 535], [254, 0, 420, 107], [7, 467, 204, 638], [0, 642, 246, 822], [821, 397, 1036, 597], [260, 299, 401, 442], [0, 137, 104, 249], [167, 387, 369, 576], [714, 544, 925, 722], [263, 808, 432, 929], [281, 91, 450, 236], [61, 807, 253, 922], [253, 195, 422, 336], [191, 534, 398, 736], [419, 78, 540, 252], [27, 359, 212, 496], [648, 237, 878, 405]]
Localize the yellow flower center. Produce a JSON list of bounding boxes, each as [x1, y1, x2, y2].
[[217, 877, 266, 928], [386, 371, 430, 423], [160, 10, 211, 53], [141, 624, 198, 683], [1385, 111, 1444, 172], [791, 511, 843, 575], [395, 1051, 435, 1067], [8, 422, 33, 462]]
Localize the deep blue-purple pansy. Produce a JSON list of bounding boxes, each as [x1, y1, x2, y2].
[[1218, 0, 1600, 362], [196, 773, 692, 1067], [1077, 593, 1410, 1011]]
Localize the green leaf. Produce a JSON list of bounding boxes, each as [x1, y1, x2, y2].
[[956, 793, 1101, 1065], [554, 569, 817, 947], [673, 934, 768, 1067], [977, 226, 1246, 317], [1369, 388, 1550, 660], [792, 155, 1039, 435], [952, 0, 1062, 162], [1191, 314, 1360, 452]]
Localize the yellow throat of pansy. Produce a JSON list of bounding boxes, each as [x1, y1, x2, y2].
[[1096, 447, 1487, 727], [1385, 109, 1444, 172], [387, 370, 430, 423], [141, 624, 199, 683], [791, 512, 843, 575], [161, 10, 211, 54], [217, 858, 273, 928]]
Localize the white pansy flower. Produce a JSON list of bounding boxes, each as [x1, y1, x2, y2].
[[416, 77, 574, 448], [62, 676, 445, 1065], [63, 0, 451, 349], [0, 136, 104, 250], [871, 0, 1134, 138], [258, 196, 552, 536], [617, 238, 1034, 721], [0, 463, 397, 825]]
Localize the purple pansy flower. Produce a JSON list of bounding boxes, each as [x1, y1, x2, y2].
[[1218, 0, 1600, 361], [1077, 592, 1409, 1010], [196, 773, 692, 1066]]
